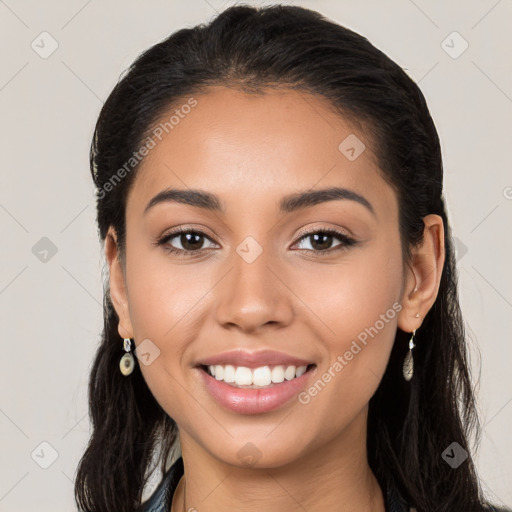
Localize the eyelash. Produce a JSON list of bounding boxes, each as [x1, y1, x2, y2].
[[154, 226, 357, 258]]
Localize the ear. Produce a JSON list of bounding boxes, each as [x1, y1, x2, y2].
[[105, 226, 134, 339], [397, 214, 445, 333]]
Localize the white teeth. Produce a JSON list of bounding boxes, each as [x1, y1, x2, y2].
[[234, 366, 253, 385], [252, 366, 272, 386], [296, 365, 307, 378], [284, 365, 296, 381], [271, 365, 285, 383], [206, 364, 310, 387], [223, 364, 235, 383], [214, 365, 224, 381]]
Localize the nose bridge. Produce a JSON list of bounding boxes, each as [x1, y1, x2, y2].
[[213, 234, 293, 331]]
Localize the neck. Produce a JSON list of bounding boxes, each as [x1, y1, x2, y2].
[[171, 409, 385, 512]]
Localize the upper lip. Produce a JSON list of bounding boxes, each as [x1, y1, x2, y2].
[[196, 349, 315, 369]]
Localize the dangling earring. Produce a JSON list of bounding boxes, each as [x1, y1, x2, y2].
[[402, 329, 416, 382], [120, 338, 135, 376]]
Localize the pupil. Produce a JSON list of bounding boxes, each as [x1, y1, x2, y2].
[[311, 233, 332, 251], [182, 233, 203, 251]]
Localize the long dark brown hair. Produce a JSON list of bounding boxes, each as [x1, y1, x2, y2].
[[75, 4, 497, 511]]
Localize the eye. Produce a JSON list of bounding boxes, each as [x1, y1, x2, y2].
[[154, 226, 357, 258], [292, 228, 356, 256], [155, 227, 217, 257]]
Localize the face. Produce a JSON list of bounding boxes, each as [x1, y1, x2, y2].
[[109, 86, 413, 468]]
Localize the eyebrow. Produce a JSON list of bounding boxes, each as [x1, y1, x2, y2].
[[144, 186, 375, 217]]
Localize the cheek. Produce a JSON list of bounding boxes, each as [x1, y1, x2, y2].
[[294, 238, 402, 332], [289, 245, 402, 440], [292, 240, 403, 387], [125, 266, 202, 421], [125, 243, 208, 339], [123, 243, 212, 409]]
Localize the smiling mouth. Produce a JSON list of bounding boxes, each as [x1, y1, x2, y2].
[[199, 363, 316, 389]]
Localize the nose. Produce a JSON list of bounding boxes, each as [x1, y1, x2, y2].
[[213, 244, 294, 334]]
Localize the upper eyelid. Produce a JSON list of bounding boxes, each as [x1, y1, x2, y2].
[[294, 226, 350, 238], [160, 226, 217, 241]]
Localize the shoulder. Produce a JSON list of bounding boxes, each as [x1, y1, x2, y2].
[[137, 457, 184, 512]]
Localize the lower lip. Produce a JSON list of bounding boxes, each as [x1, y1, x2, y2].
[[197, 365, 316, 415]]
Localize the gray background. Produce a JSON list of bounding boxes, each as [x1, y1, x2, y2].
[[1, 0, 511, 510]]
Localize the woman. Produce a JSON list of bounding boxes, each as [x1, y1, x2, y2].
[[74, 4, 510, 512]]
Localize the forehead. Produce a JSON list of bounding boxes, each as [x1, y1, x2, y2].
[[127, 86, 397, 220]]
